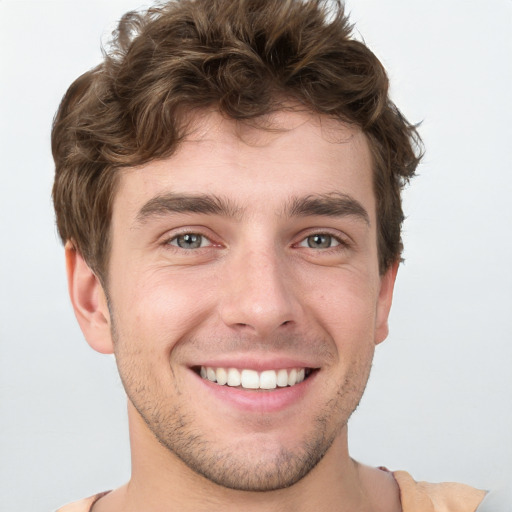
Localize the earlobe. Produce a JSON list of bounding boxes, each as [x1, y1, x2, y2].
[[374, 260, 399, 345], [65, 241, 114, 354]]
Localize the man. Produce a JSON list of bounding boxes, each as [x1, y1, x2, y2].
[[52, 0, 489, 510]]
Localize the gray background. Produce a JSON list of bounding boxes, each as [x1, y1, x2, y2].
[[1, 1, 511, 510]]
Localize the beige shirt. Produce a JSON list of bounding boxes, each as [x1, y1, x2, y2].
[[393, 471, 486, 512], [56, 471, 487, 512]]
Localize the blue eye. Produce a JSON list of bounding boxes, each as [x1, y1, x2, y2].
[[169, 233, 208, 249], [301, 234, 340, 249]]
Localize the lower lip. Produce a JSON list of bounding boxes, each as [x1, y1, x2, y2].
[[192, 370, 317, 413]]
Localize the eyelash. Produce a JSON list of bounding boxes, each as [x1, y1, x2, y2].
[[296, 233, 347, 250], [162, 230, 349, 252], [164, 231, 215, 250]]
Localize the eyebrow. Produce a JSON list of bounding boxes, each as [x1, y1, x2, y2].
[[135, 191, 370, 226], [285, 193, 370, 226], [135, 193, 242, 224]]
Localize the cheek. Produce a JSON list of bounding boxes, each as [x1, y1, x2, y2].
[[112, 266, 218, 351], [304, 269, 379, 348]]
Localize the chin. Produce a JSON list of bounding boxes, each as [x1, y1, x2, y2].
[[167, 431, 338, 492]]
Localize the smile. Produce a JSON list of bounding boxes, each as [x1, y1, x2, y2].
[[198, 366, 313, 390]]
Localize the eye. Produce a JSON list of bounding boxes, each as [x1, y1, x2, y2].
[[299, 234, 341, 249], [168, 233, 210, 249]]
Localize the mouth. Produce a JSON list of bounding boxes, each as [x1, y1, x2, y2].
[[195, 366, 316, 390]]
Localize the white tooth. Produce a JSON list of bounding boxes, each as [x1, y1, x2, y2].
[[200, 366, 207, 379], [288, 368, 297, 386], [296, 368, 305, 383], [216, 367, 228, 385], [276, 369, 288, 387], [260, 370, 277, 389], [206, 367, 216, 382], [241, 369, 260, 389], [227, 368, 241, 387]]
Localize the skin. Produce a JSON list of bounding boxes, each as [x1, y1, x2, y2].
[[67, 110, 401, 511]]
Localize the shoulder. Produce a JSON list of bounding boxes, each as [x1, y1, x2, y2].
[[393, 471, 487, 512], [56, 491, 111, 512]]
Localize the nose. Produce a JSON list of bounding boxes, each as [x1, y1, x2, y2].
[[218, 246, 302, 337]]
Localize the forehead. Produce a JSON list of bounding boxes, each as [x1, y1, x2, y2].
[[114, 110, 375, 219]]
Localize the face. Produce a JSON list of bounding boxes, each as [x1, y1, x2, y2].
[[85, 110, 396, 491]]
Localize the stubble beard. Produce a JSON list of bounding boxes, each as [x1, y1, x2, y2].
[[118, 363, 372, 491], [147, 405, 337, 491], [110, 318, 373, 492], [125, 377, 368, 492]]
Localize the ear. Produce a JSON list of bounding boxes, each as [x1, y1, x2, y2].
[[374, 260, 399, 345], [65, 241, 114, 354]]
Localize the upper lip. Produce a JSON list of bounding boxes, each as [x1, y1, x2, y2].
[[190, 355, 320, 372]]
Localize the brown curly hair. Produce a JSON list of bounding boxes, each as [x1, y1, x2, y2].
[[52, 0, 422, 282]]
